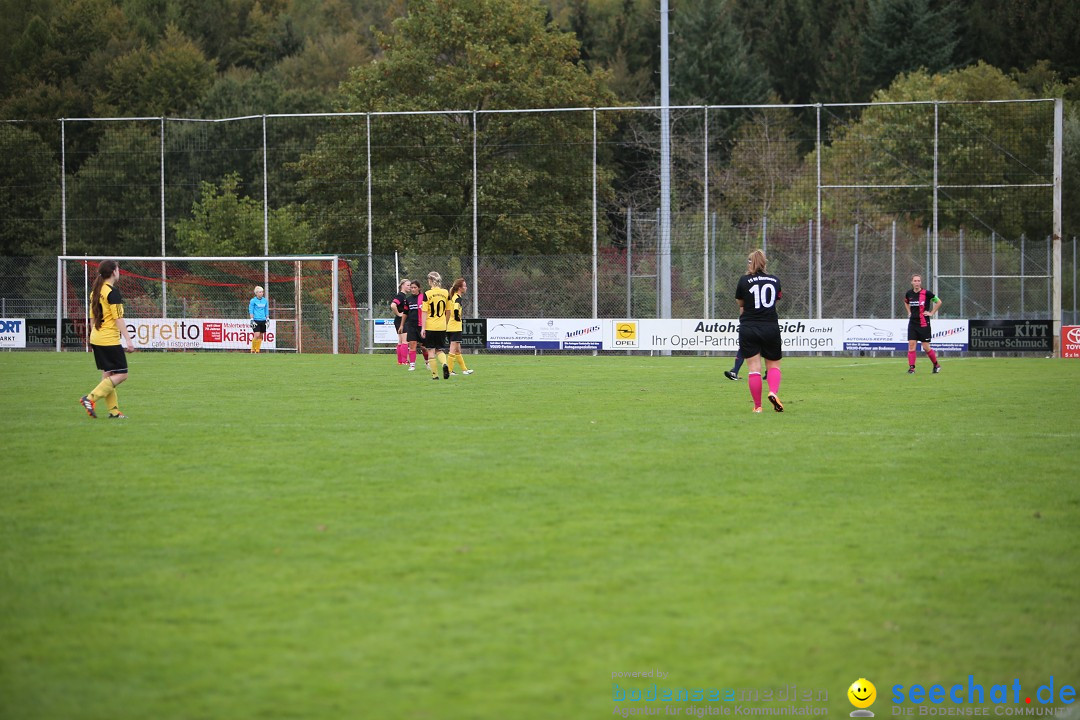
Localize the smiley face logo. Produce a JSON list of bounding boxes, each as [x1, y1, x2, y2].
[[848, 678, 877, 709]]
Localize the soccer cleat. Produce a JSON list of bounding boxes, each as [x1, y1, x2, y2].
[[462, 369, 474, 375], [907, 366, 916, 374], [724, 370, 738, 381], [107, 412, 128, 419], [768, 393, 784, 413], [449, 371, 458, 376], [79, 395, 97, 418], [408, 364, 416, 371], [932, 365, 941, 374], [753, 407, 763, 413], [431, 375, 439, 380], [442, 364, 450, 380]]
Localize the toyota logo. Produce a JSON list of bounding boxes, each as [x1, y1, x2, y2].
[[1067, 327, 1080, 345]]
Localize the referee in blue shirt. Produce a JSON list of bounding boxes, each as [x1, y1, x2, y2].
[[248, 285, 268, 353]]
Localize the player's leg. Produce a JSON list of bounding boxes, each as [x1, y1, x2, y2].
[[407, 340, 418, 369], [725, 349, 744, 380], [923, 341, 940, 371], [103, 370, 127, 418], [907, 338, 917, 373], [745, 354, 764, 412]]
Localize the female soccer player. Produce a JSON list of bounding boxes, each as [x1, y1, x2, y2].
[[248, 285, 268, 353], [403, 281, 424, 371], [391, 279, 410, 365], [420, 271, 450, 380], [904, 274, 942, 374], [735, 249, 784, 413], [445, 277, 473, 376], [79, 260, 136, 419]]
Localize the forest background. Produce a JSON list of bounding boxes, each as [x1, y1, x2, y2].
[[0, 0, 1077, 260]]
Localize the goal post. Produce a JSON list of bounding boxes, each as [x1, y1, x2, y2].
[[56, 255, 359, 354]]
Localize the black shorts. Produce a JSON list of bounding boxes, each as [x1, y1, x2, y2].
[[739, 323, 783, 361], [394, 316, 404, 333], [908, 323, 932, 342], [91, 344, 128, 374], [446, 331, 462, 343], [422, 330, 447, 349], [406, 325, 422, 343], [251, 320, 267, 334]]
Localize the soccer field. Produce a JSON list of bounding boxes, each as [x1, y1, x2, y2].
[[2, 352, 1078, 719]]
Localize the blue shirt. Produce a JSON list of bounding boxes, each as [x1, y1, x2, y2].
[[249, 296, 268, 320]]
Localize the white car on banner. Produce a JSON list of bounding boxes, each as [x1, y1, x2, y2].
[[126, 319, 277, 350], [843, 319, 968, 351], [487, 319, 604, 350]]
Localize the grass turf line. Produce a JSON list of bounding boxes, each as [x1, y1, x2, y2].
[[1, 353, 1078, 719]]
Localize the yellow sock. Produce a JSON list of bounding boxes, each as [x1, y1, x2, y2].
[[254, 337, 262, 352], [251, 336, 257, 352], [455, 353, 469, 371], [437, 351, 448, 368], [428, 355, 438, 376], [89, 378, 113, 402], [106, 388, 120, 415]]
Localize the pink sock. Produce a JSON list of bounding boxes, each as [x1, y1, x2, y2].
[[748, 372, 763, 408], [907, 351, 916, 366], [409, 349, 417, 363], [767, 367, 781, 396], [396, 344, 405, 363], [926, 348, 939, 365]]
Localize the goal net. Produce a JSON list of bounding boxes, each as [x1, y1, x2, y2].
[[56, 256, 361, 353]]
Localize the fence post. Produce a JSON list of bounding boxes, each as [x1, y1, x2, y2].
[[592, 108, 598, 319], [1074, 236, 1077, 324], [60, 119, 67, 333], [808, 219, 814, 318], [891, 220, 896, 318], [853, 223, 859, 316], [815, 104, 822, 320], [160, 117, 167, 318], [626, 207, 632, 318], [703, 106, 709, 318], [262, 115, 270, 295], [1047, 236, 1052, 319], [762, 215, 767, 256], [368, 113, 375, 349], [958, 228, 964, 317], [991, 231, 996, 317], [932, 102, 939, 288], [1021, 234, 1026, 316]]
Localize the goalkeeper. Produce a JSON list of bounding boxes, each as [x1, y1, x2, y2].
[[248, 285, 269, 353]]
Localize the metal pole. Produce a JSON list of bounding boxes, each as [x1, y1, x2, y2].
[[891, 220, 896, 318], [55, 256, 62, 352], [703, 106, 709, 318], [991, 231, 996, 317], [762, 215, 767, 256], [658, 0, 672, 322], [711, 212, 717, 318], [926, 227, 931, 282], [262, 115, 269, 293], [853, 223, 859, 316], [60, 120, 67, 339], [932, 102, 939, 288], [472, 111, 479, 318], [808, 219, 813, 318], [1053, 98, 1063, 353], [626, 206, 632, 318], [395, 251, 399, 286], [1021, 234, 1026, 316], [332, 255, 339, 354], [367, 114, 375, 346], [815, 105, 823, 319], [592, 109, 598, 319], [160, 117, 167, 318], [963, 229, 972, 317], [1074, 236, 1077, 324], [1047, 236, 1052, 319]]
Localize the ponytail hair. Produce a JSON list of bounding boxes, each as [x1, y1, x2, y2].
[[91, 260, 117, 330], [747, 249, 767, 275], [448, 277, 466, 298], [427, 271, 442, 287]]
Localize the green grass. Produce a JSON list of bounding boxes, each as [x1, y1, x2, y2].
[[1, 352, 1078, 720]]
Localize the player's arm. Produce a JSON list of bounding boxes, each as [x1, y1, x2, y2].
[[116, 308, 135, 352], [418, 295, 427, 336], [736, 298, 744, 316], [929, 296, 942, 318], [392, 299, 404, 318], [249, 298, 256, 320]]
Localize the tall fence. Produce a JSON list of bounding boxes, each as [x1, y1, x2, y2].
[[0, 100, 1069, 334]]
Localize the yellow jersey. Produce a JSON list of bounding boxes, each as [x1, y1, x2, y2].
[[423, 287, 449, 331], [446, 292, 465, 332], [89, 282, 125, 346]]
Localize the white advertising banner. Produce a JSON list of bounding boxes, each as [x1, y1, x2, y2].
[[0, 318, 27, 348], [372, 318, 399, 345], [126, 319, 277, 350], [487, 318, 605, 350], [842, 319, 968, 351], [601, 319, 843, 352]]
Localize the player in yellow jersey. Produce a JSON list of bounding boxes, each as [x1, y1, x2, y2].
[[420, 271, 450, 380], [79, 260, 136, 419], [445, 277, 473, 376]]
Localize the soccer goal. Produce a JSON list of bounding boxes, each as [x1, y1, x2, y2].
[[56, 256, 362, 353]]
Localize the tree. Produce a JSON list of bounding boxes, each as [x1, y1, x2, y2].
[[0, 123, 60, 255], [860, 0, 960, 96], [174, 172, 310, 255], [671, 0, 768, 106], [297, 0, 616, 255]]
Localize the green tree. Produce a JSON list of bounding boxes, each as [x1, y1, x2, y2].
[[174, 172, 310, 255], [297, 0, 616, 255], [0, 123, 60, 255], [671, 0, 768, 106], [860, 0, 960, 96]]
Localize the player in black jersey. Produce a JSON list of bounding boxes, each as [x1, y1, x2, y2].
[[904, 274, 942, 374], [391, 279, 410, 365], [734, 249, 784, 413]]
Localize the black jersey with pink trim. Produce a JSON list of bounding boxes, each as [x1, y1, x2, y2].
[[905, 288, 937, 327]]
